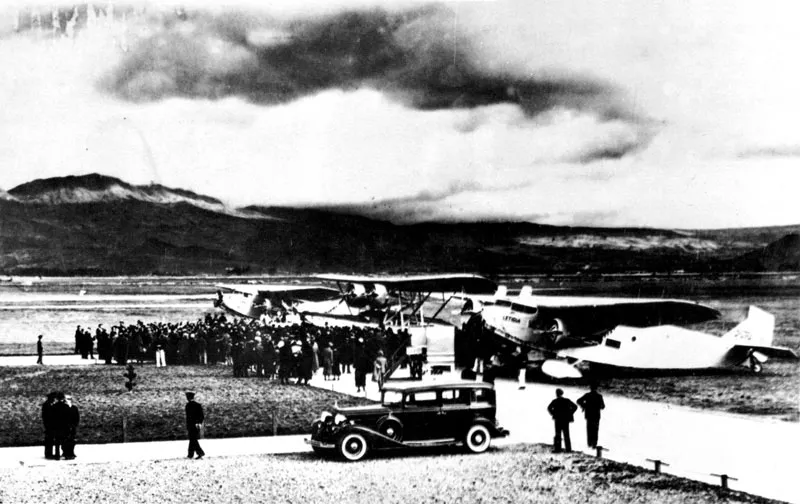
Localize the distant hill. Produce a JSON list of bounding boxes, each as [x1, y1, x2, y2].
[[729, 233, 800, 271], [0, 173, 797, 275]]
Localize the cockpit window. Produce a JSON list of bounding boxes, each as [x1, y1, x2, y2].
[[495, 300, 512, 308], [605, 339, 621, 349], [511, 303, 538, 314]]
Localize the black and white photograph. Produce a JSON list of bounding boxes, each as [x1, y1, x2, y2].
[[0, 0, 798, 502]]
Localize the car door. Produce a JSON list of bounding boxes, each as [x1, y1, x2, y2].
[[398, 390, 442, 441], [438, 388, 472, 439]]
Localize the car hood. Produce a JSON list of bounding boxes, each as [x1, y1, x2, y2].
[[335, 404, 392, 417]]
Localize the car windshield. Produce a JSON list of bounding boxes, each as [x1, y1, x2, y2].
[[382, 390, 403, 406]]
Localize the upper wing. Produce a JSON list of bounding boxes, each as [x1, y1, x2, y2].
[[515, 295, 720, 330], [216, 284, 340, 301], [315, 274, 497, 294]]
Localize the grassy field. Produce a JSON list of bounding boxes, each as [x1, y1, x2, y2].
[[0, 445, 782, 504], [0, 365, 372, 447]]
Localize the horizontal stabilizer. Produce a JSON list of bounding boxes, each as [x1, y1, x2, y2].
[[541, 359, 582, 379], [732, 345, 798, 360]]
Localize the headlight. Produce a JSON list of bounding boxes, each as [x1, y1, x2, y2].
[[319, 411, 332, 422], [334, 413, 347, 425]]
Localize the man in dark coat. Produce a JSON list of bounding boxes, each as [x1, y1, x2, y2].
[[185, 392, 205, 459], [41, 392, 57, 459], [62, 394, 80, 460], [36, 335, 44, 365], [51, 392, 71, 460], [577, 383, 606, 449], [547, 388, 578, 453]]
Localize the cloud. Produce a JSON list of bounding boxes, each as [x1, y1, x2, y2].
[[2, 0, 800, 229], [99, 4, 638, 124]]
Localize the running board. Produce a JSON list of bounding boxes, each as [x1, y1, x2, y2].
[[403, 438, 458, 447]]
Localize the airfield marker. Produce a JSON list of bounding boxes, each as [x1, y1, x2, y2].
[[711, 473, 737, 490], [646, 458, 669, 474]]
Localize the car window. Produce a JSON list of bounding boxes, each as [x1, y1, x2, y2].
[[441, 389, 470, 406], [472, 388, 495, 405], [382, 391, 403, 406], [405, 391, 438, 407]]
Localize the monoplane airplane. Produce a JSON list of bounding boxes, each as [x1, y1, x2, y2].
[[464, 287, 798, 378]]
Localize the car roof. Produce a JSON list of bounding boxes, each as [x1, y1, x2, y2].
[[381, 380, 494, 394]]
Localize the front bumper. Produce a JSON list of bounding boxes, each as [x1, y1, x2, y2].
[[305, 438, 335, 449]]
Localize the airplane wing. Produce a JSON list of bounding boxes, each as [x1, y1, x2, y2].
[[315, 274, 497, 294], [514, 295, 720, 330], [216, 284, 340, 301]]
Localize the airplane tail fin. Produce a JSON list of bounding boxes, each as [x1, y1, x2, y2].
[[495, 285, 507, 298], [723, 306, 775, 347], [519, 285, 533, 297]]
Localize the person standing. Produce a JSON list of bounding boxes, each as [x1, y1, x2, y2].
[[577, 383, 605, 449], [185, 392, 205, 460], [36, 335, 44, 365], [373, 350, 388, 390], [51, 392, 70, 460], [41, 392, 57, 459], [322, 343, 334, 381], [62, 394, 80, 460], [353, 338, 369, 393], [547, 388, 577, 453], [514, 346, 527, 390]]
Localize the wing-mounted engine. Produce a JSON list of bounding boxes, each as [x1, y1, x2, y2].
[[344, 282, 389, 310]]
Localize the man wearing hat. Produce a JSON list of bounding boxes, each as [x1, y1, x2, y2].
[[41, 391, 57, 459], [185, 392, 205, 459]]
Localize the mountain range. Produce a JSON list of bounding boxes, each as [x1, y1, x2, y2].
[[1, 174, 798, 276]]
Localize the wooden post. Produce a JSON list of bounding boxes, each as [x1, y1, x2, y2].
[[595, 445, 607, 458], [271, 409, 277, 436], [122, 415, 128, 443], [711, 473, 737, 490], [646, 459, 670, 473]]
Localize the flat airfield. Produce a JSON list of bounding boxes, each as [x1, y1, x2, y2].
[[0, 357, 797, 503]]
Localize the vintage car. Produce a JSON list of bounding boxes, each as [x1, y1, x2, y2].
[[305, 380, 509, 461]]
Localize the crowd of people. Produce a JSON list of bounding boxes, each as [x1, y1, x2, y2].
[[69, 314, 414, 385]]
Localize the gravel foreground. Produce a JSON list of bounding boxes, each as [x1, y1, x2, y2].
[[0, 445, 780, 504]]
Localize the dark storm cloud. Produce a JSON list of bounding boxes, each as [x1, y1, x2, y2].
[[100, 6, 634, 121]]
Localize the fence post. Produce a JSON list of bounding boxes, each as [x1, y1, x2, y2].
[[272, 408, 278, 436], [711, 473, 737, 490], [122, 415, 128, 443], [595, 445, 607, 458], [646, 459, 669, 473]]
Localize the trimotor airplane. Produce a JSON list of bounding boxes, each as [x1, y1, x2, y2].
[[214, 274, 498, 371], [464, 286, 798, 378]]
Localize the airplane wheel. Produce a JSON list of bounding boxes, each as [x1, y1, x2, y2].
[[750, 359, 763, 374], [337, 433, 369, 462], [464, 424, 491, 454], [378, 419, 403, 441]]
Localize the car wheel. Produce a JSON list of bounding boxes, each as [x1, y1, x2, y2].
[[464, 424, 491, 454], [378, 419, 403, 441], [337, 433, 369, 461]]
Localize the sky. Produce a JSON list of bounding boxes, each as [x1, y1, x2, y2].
[[1, 0, 799, 228]]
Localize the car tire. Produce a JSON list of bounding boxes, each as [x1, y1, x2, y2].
[[464, 424, 491, 454], [378, 419, 403, 441], [337, 432, 369, 462]]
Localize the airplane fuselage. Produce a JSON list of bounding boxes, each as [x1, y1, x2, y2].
[[560, 325, 748, 370]]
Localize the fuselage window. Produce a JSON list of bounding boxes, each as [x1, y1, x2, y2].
[[495, 300, 513, 308], [605, 339, 621, 349]]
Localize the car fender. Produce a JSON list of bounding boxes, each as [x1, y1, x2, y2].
[[338, 424, 407, 449], [468, 415, 509, 438]]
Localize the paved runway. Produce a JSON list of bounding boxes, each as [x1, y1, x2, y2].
[[1, 356, 797, 503]]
